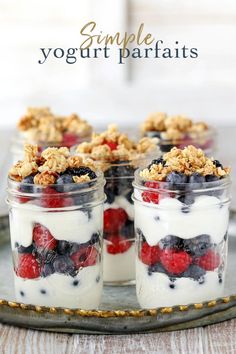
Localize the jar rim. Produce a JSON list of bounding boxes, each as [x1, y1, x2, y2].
[[7, 170, 105, 197], [133, 168, 231, 193], [11, 131, 92, 150], [143, 126, 216, 144]]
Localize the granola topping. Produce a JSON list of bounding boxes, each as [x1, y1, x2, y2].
[[140, 145, 230, 182], [17, 107, 92, 143], [141, 113, 209, 141], [76, 124, 158, 168], [34, 171, 57, 185], [9, 144, 97, 185]]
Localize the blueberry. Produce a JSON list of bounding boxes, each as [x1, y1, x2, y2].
[[68, 167, 97, 180], [218, 273, 223, 284], [69, 243, 81, 255], [146, 131, 162, 139], [56, 174, 75, 192], [104, 186, 116, 204], [18, 244, 34, 254], [166, 172, 188, 185], [205, 174, 219, 182], [104, 162, 134, 179], [37, 249, 57, 264], [120, 220, 134, 239], [178, 194, 195, 206], [182, 264, 206, 280], [183, 234, 211, 256], [159, 235, 183, 250], [181, 205, 191, 214], [148, 157, 166, 169], [90, 233, 100, 245], [148, 263, 166, 275], [53, 255, 75, 276], [41, 263, 55, 277], [189, 173, 205, 184], [20, 175, 35, 193], [57, 240, 73, 255], [160, 144, 175, 153], [125, 190, 133, 204], [72, 279, 79, 286], [213, 160, 223, 169]]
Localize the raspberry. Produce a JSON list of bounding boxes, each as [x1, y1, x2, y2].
[[17, 253, 41, 279], [103, 140, 118, 151], [71, 246, 97, 269], [142, 181, 160, 204], [106, 235, 132, 254], [62, 132, 79, 148], [140, 242, 161, 266], [194, 250, 220, 271], [33, 223, 57, 250], [40, 187, 73, 208], [160, 249, 192, 275], [17, 196, 31, 204], [104, 208, 128, 233]]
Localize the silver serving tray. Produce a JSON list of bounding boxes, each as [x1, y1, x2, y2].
[[1, 213, 236, 334]]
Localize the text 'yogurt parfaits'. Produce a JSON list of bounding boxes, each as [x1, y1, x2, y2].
[[7, 144, 105, 309], [133, 145, 231, 308], [76, 124, 159, 284]]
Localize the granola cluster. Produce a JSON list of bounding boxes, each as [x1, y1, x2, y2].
[[76, 124, 158, 167], [17, 107, 92, 143], [9, 144, 96, 185], [141, 112, 209, 141], [140, 145, 230, 182]]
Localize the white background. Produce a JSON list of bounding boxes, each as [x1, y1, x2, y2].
[[0, 0, 236, 129]]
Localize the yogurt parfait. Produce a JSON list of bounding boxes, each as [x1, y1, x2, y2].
[[76, 125, 158, 284], [7, 144, 105, 309], [133, 145, 231, 308], [141, 112, 216, 154], [12, 107, 92, 162]]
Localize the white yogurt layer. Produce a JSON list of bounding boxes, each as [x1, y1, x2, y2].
[[103, 242, 135, 282], [14, 264, 102, 309], [9, 204, 103, 248], [104, 195, 134, 220], [136, 259, 223, 308], [134, 195, 229, 245]]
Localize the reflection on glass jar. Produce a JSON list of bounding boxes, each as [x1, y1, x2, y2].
[[7, 173, 105, 309], [133, 171, 231, 308]]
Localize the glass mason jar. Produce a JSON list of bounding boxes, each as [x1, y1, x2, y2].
[[11, 132, 92, 164], [143, 127, 216, 155], [133, 171, 231, 308], [7, 173, 105, 309], [102, 154, 164, 285]]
